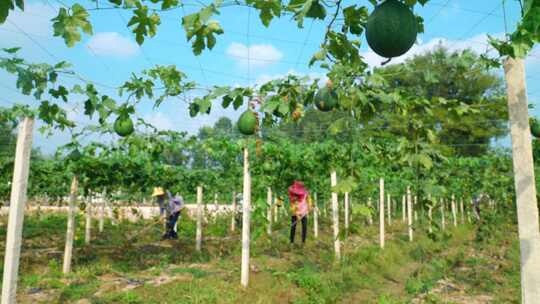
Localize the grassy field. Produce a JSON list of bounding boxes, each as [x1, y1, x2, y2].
[[0, 207, 520, 303]]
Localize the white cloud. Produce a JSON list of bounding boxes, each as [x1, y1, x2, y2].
[[86, 32, 139, 58], [226, 42, 283, 67], [361, 33, 503, 68]]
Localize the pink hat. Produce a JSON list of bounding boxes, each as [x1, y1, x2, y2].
[[288, 181, 307, 197]]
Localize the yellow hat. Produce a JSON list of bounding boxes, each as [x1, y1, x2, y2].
[[152, 187, 165, 197]]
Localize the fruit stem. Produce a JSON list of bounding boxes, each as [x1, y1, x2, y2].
[[381, 57, 392, 66]]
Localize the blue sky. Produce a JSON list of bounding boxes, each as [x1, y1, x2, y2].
[[0, 0, 538, 154]]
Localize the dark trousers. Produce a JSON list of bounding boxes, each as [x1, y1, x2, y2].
[[235, 212, 243, 229], [163, 211, 180, 239], [290, 215, 307, 243]]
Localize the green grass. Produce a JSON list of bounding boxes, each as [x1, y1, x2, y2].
[[0, 207, 522, 303], [170, 267, 211, 279]]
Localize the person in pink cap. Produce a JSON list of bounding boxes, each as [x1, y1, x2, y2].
[[288, 180, 311, 244]]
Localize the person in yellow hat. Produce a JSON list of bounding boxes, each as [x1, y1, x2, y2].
[[152, 187, 166, 216]]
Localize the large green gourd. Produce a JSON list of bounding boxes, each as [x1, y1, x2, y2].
[[68, 149, 81, 161], [314, 87, 338, 112], [114, 115, 135, 137], [366, 0, 418, 58], [238, 110, 257, 135]]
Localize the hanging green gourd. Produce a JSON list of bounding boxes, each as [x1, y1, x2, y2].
[[262, 161, 273, 172], [314, 81, 338, 112], [237, 108, 258, 135], [114, 114, 135, 137], [68, 149, 82, 162], [366, 0, 418, 59]]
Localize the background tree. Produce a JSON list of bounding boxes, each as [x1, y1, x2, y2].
[[377, 47, 508, 156]]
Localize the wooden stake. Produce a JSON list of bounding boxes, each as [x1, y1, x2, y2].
[[196, 186, 203, 251], [230, 191, 236, 232], [273, 196, 278, 223], [387, 193, 391, 225], [451, 194, 457, 227], [407, 186, 413, 242], [98, 191, 105, 233], [414, 195, 418, 222], [379, 178, 385, 249], [367, 197, 373, 225], [428, 205, 433, 234], [402, 195, 406, 222], [1, 117, 34, 304], [440, 198, 445, 231], [107, 199, 117, 226], [344, 192, 350, 232], [266, 187, 272, 235], [63, 176, 78, 274], [85, 196, 92, 245], [331, 170, 340, 259], [504, 57, 540, 302], [240, 147, 251, 287], [314, 193, 319, 239], [349, 195, 353, 222], [460, 197, 465, 224]]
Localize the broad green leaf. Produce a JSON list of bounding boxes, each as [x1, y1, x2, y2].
[[289, 0, 326, 27], [331, 176, 357, 193], [417, 154, 433, 170], [128, 3, 161, 45], [247, 0, 281, 27], [328, 117, 348, 135], [52, 4, 93, 47], [161, 0, 179, 10], [342, 5, 368, 35], [2, 47, 20, 54], [0, 0, 23, 24], [182, 4, 224, 55]]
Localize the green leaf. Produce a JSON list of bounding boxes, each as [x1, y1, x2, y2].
[[342, 5, 368, 35], [289, 0, 326, 27], [0, 0, 21, 24], [49, 86, 69, 102], [352, 205, 372, 218], [189, 102, 199, 117], [328, 117, 348, 135], [331, 176, 357, 193], [247, 0, 281, 27], [15, 0, 23, 10], [2, 47, 20, 54], [490, 3, 540, 58], [305, 0, 325, 19], [52, 4, 93, 47], [128, 3, 161, 45], [276, 102, 289, 116], [416, 154, 433, 170], [102, 96, 117, 110], [524, 0, 534, 15], [54, 61, 72, 69], [182, 4, 224, 55], [161, 0, 179, 10], [309, 48, 327, 66]]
